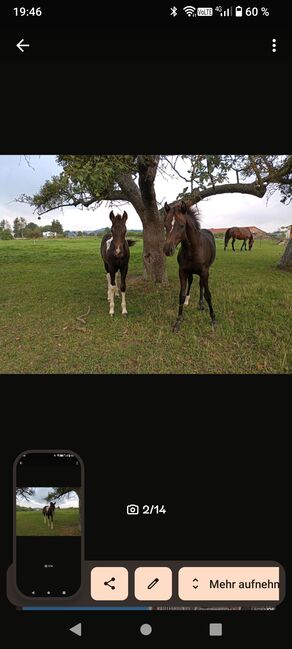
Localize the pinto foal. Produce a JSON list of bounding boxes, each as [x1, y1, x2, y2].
[[101, 211, 135, 316], [42, 502, 56, 529]]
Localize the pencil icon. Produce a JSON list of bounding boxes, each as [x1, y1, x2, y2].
[[147, 578, 159, 589]]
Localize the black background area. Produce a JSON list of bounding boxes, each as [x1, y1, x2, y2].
[[16, 537, 81, 596], [4, 377, 289, 565]]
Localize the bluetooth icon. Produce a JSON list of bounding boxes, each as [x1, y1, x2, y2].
[[170, 6, 178, 17]]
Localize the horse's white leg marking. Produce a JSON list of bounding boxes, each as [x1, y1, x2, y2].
[[184, 295, 190, 306], [107, 273, 111, 301], [43, 516, 46, 524], [109, 284, 116, 315], [51, 520, 53, 529], [121, 292, 127, 315]]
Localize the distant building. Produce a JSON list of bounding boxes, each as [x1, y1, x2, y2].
[[285, 225, 292, 239], [43, 231, 57, 238]]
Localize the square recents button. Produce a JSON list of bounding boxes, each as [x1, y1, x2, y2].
[[209, 623, 222, 637], [135, 567, 172, 601], [91, 567, 128, 601]]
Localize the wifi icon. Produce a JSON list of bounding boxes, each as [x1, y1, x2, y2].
[[183, 5, 196, 17]]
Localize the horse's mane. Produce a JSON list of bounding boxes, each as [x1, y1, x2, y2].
[[185, 205, 201, 230]]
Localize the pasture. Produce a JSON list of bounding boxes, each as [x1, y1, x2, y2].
[[16, 508, 80, 536], [0, 237, 291, 373]]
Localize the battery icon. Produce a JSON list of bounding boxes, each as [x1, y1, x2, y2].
[[235, 6, 243, 16]]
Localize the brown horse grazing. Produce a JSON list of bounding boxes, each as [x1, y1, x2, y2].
[[100, 211, 136, 316], [224, 227, 254, 251], [164, 201, 217, 332]]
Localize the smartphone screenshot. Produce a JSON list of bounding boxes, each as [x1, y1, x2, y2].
[[1, 0, 290, 646], [14, 451, 83, 597]]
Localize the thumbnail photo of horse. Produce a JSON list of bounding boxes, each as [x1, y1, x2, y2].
[[16, 487, 81, 536]]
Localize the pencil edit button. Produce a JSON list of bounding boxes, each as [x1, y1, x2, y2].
[[178, 567, 280, 601], [91, 567, 128, 600], [135, 567, 172, 600]]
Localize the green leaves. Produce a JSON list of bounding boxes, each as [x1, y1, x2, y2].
[[20, 155, 138, 214]]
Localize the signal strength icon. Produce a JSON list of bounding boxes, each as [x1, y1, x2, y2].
[[183, 6, 196, 17], [220, 6, 233, 16]]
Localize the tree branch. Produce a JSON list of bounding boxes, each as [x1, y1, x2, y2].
[[159, 180, 268, 214], [16, 487, 35, 501], [195, 181, 267, 201], [162, 156, 190, 183], [115, 172, 145, 220], [17, 189, 128, 216], [105, 190, 128, 201]]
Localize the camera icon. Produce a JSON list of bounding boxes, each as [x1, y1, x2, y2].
[[126, 503, 139, 515]]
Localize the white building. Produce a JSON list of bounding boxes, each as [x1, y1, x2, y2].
[[43, 231, 57, 238]]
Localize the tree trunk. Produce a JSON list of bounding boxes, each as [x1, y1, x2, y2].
[[278, 239, 292, 271], [142, 219, 168, 283]]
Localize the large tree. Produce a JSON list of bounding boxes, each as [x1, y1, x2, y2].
[[19, 155, 292, 282]]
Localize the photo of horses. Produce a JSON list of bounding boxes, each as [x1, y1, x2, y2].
[[16, 487, 81, 536], [1, 155, 291, 374]]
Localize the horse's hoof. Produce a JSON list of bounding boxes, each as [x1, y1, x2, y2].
[[173, 320, 182, 333], [198, 304, 205, 311], [110, 313, 114, 317], [122, 312, 128, 316], [211, 318, 218, 328]]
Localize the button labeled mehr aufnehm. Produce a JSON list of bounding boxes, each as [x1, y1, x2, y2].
[[179, 567, 280, 601]]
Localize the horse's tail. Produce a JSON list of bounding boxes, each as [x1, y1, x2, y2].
[[224, 228, 231, 249], [127, 239, 137, 247]]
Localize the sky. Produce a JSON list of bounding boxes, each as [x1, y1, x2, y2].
[[0, 155, 291, 232], [16, 487, 79, 509]]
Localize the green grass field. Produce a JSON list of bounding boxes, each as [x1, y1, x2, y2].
[[16, 508, 80, 536], [1, 237, 291, 373]]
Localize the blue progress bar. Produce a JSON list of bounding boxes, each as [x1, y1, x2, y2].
[[23, 606, 150, 611]]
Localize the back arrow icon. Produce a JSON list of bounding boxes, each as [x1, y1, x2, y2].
[[17, 39, 30, 52]]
